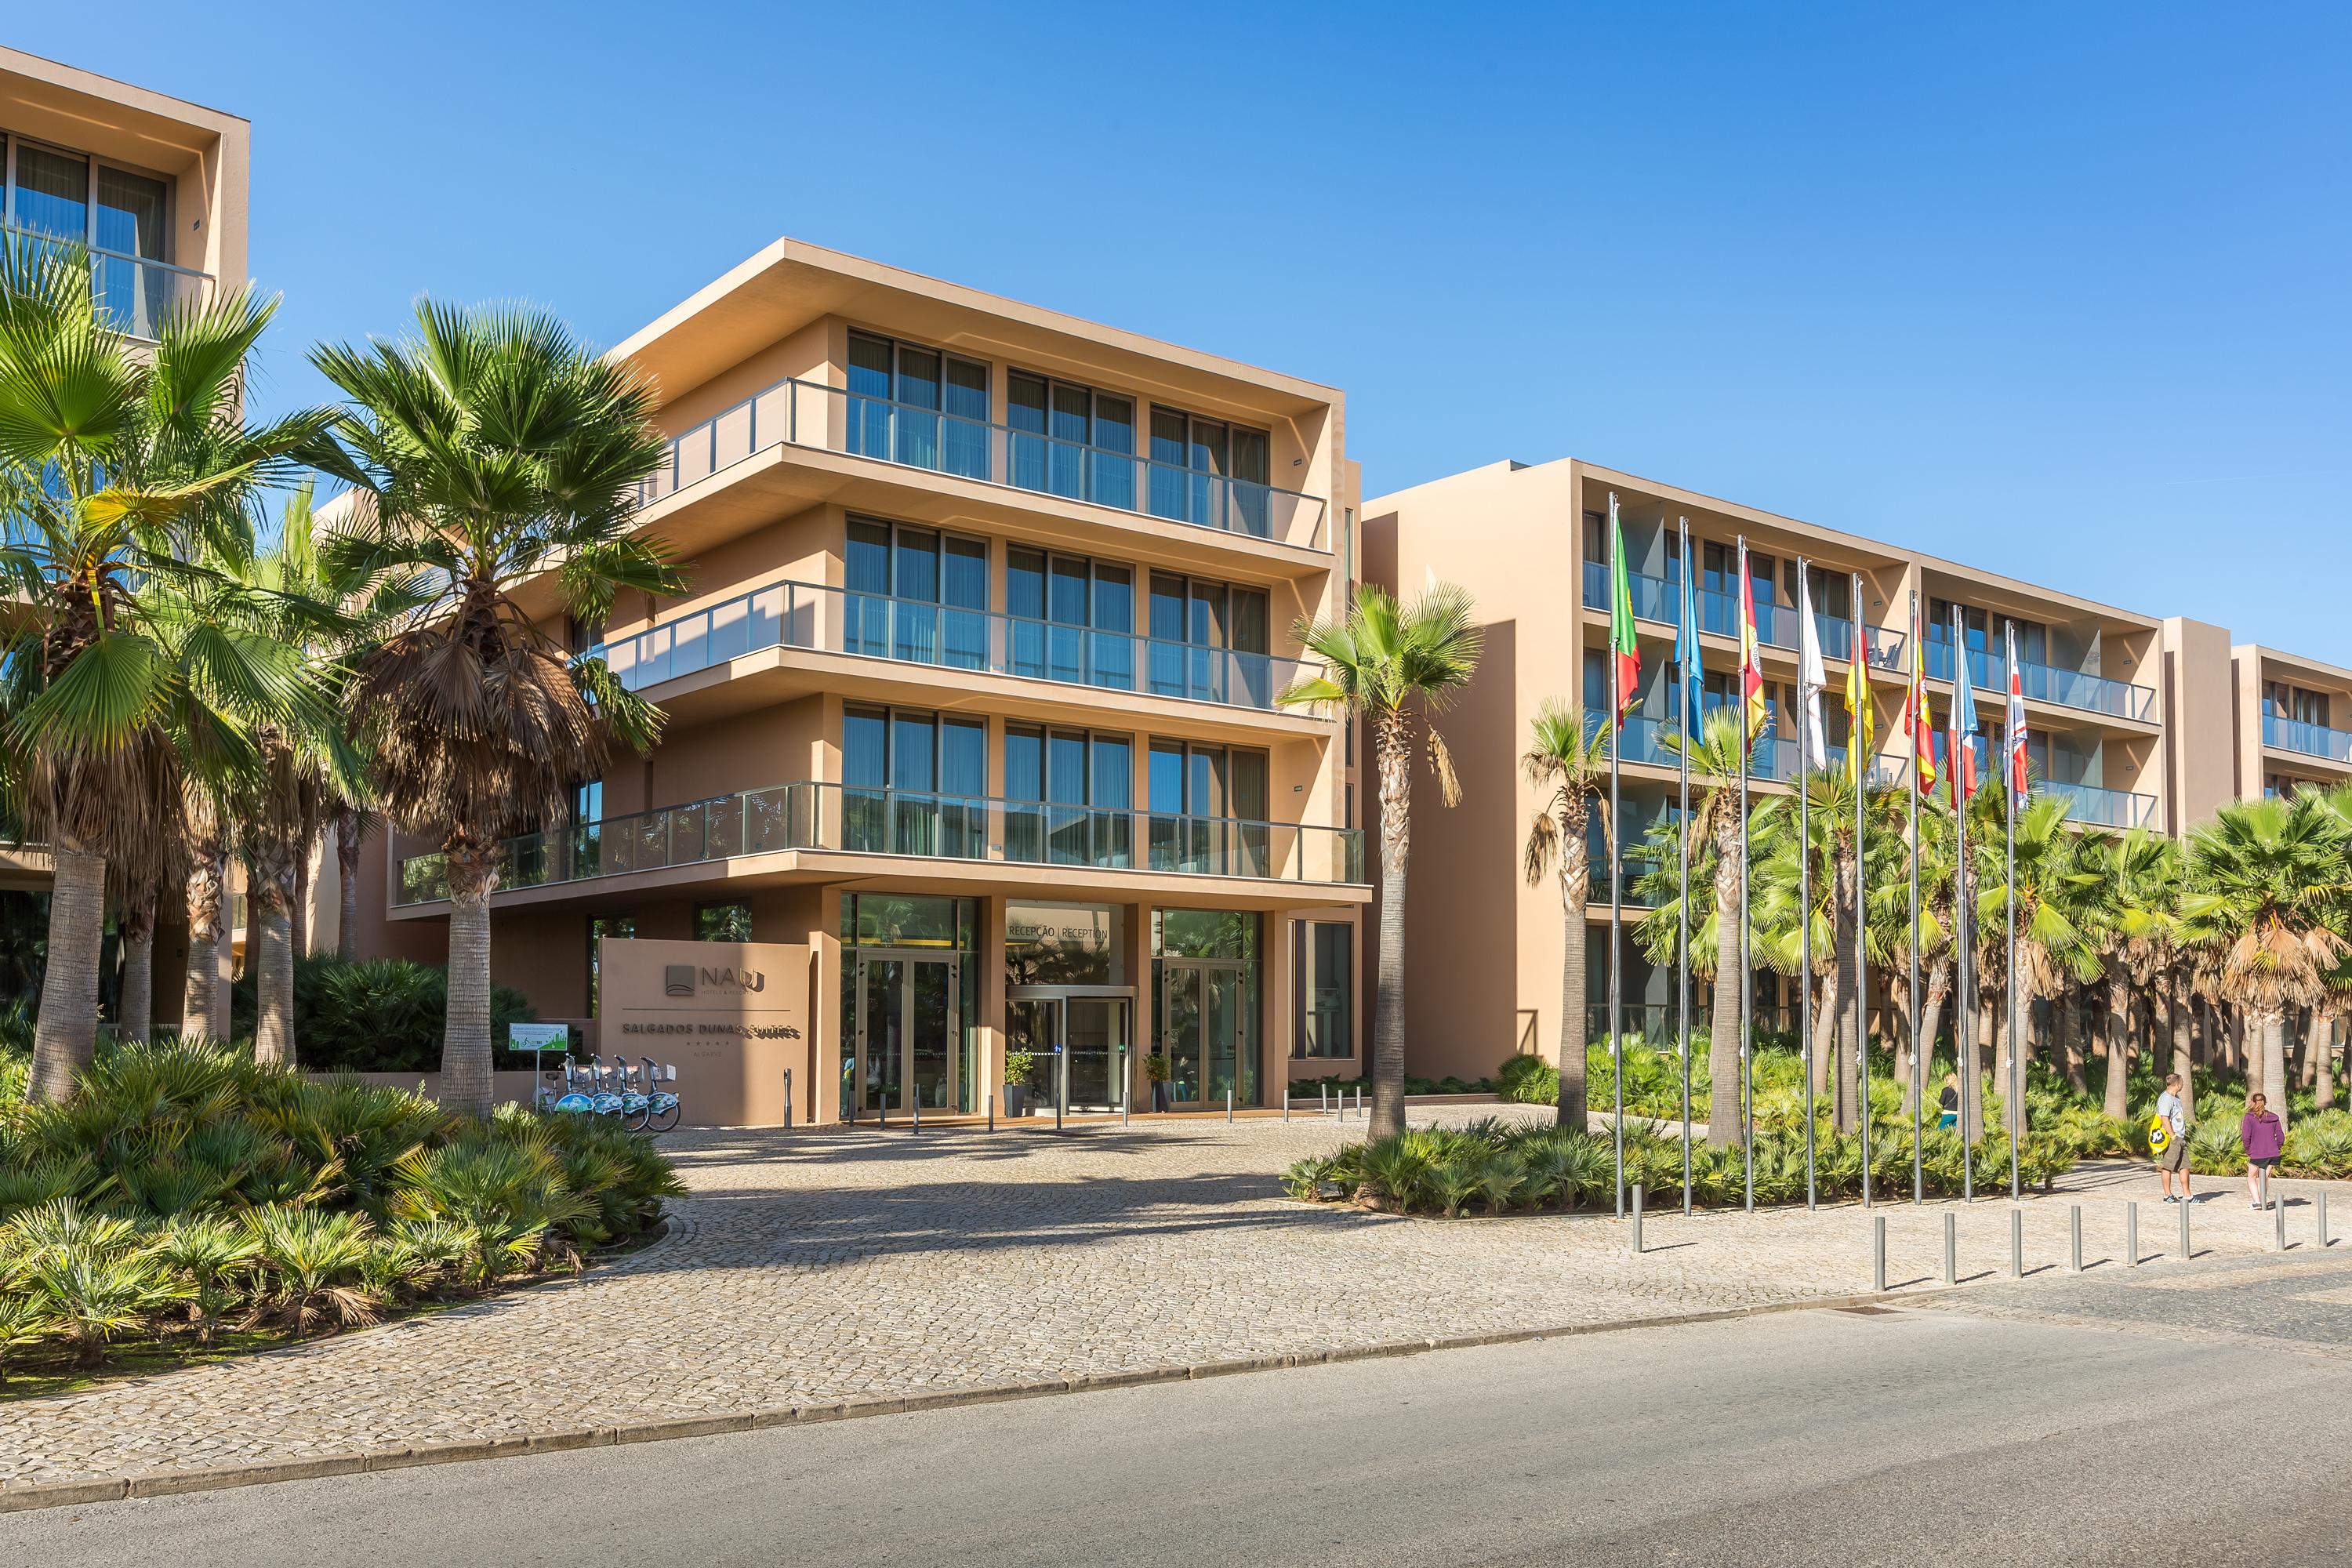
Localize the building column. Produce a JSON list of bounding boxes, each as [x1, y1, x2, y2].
[[1127, 902, 1153, 1109], [978, 894, 1007, 1119], [1265, 909, 1295, 1104]]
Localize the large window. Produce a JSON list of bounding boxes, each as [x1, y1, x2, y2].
[[844, 706, 988, 857], [1008, 372, 1137, 510], [5, 135, 176, 336], [2266, 681, 2330, 728], [1929, 598, 2048, 666], [1007, 547, 1134, 691], [1148, 572, 1271, 706], [1294, 921, 1353, 1059], [1148, 408, 1273, 535], [845, 331, 989, 478], [1148, 739, 1269, 874], [1005, 724, 1132, 867], [845, 517, 988, 668]]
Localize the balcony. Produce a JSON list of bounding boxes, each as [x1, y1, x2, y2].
[[597, 578, 1312, 714], [635, 377, 1329, 552], [1599, 711, 1893, 785], [394, 782, 1363, 906], [1922, 633, 2156, 724], [3, 226, 212, 341], [1580, 561, 1904, 670], [2263, 711, 2352, 765], [2038, 779, 2157, 830]]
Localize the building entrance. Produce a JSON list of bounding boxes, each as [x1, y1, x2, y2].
[[1007, 987, 1134, 1112], [1160, 959, 1244, 1109], [851, 949, 960, 1115]]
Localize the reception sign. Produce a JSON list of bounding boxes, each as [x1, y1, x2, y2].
[[597, 937, 811, 1126]]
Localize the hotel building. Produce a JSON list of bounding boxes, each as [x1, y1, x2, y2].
[[348, 241, 1369, 1123], [1367, 456, 2302, 1086]]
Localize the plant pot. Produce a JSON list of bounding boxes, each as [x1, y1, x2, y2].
[[1002, 1084, 1029, 1119], [1152, 1081, 1172, 1112]]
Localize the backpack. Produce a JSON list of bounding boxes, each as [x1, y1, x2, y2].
[[2147, 1113, 2172, 1154]]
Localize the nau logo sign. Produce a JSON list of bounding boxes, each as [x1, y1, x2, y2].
[[664, 964, 767, 997]]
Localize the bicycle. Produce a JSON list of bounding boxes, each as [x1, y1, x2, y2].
[[637, 1057, 682, 1133]]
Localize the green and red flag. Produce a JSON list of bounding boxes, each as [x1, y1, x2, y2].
[[1609, 499, 1639, 728]]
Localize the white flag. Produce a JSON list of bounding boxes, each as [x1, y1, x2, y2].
[[1796, 566, 1828, 765]]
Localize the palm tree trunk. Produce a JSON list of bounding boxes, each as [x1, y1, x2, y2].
[[250, 878, 295, 1068], [182, 843, 223, 1039], [1916, 963, 1951, 1089], [2315, 1007, 2336, 1111], [2170, 975, 2196, 1122], [2259, 1011, 2290, 1133], [441, 838, 499, 1121], [1811, 967, 1838, 1100], [1833, 862, 1860, 1134], [118, 889, 155, 1044], [1556, 851, 1589, 1130], [31, 841, 107, 1102], [1707, 847, 1743, 1145], [334, 807, 365, 961], [2101, 975, 2131, 1120]]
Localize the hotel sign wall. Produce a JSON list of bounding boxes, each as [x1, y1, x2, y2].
[[597, 937, 810, 1126]]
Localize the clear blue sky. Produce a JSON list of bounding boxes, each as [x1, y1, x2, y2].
[[18, 3, 2349, 657]]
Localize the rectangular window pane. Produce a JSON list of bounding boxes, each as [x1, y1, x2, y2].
[[1049, 555, 1087, 683], [893, 526, 939, 602], [1091, 394, 1136, 510], [1091, 563, 1134, 691], [13, 144, 88, 240], [939, 718, 987, 797], [847, 333, 893, 460], [1048, 731, 1087, 804], [942, 536, 988, 670], [891, 712, 935, 793], [1004, 727, 1044, 799], [1091, 736, 1132, 808], [893, 345, 941, 469], [844, 707, 888, 787], [845, 520, 891, 659], [944, 358, 989, 478], [1048, 383, 1088, 499], [1149, 741, 1184, 813], [1148, 408, 1188, 521], [895, 346, 941, 410]]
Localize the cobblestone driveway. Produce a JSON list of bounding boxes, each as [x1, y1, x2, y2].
[[0, 1107, 2336, 1489]]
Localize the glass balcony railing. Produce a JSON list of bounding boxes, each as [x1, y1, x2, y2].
[[393, 782, 1363, 906], [1591, 711, 1895, 786], [2263, 711, 2352, 764], [1580, 561, 1904, 670], [633, 377, 1329, 551], [2037, 779, 2158, 830], [593, 578, 1312, 713], [1921, 633, 2156, 723], [2, 225, 212, 341]]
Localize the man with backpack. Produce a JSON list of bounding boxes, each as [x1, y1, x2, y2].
[[2152, 1073, 2191, 1203]]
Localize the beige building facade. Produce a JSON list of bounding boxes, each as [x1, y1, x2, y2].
[[351, 241, 1370, 1124], [1367, 455, 2310, 1086]]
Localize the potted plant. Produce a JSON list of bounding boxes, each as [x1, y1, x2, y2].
[[1002, 1049, 1037, 1117], [1145, 1051, 1171, 1112]]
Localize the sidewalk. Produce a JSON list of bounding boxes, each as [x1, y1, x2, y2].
[[0, 1109, 2336, 1507]]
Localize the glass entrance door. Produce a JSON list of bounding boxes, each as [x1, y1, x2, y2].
[[1006, 989, 1134, 1112], [1160, 960, 1243, 1109], [852, 951, 960, 1115]]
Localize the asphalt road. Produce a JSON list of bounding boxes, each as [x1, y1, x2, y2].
[[8, 1255, 2352, 1567]]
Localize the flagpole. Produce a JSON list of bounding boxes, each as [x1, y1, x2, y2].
[[1738, 536, 1755, 1213], [1797, 558, 1815, 1212], [1853, 572, 1872, 1212], [2005, 619, 2022, 1205], [1677, 518, 1693, 1218], [1608, 494, 1625, 1221], [1907, 590, 1924, 1205], [1951, 605, 1974, 1204]]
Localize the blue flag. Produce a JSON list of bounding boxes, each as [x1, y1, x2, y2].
[[1675, 529, 1704, 739]]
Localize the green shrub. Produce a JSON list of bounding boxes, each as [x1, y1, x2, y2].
[[229, 956, 546, 1073], [1497, 1054, 1559, 1105]]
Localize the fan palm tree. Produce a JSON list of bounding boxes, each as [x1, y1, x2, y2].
[[2181, 794, 2352, 1131], [311, 301, 681, 1118], [1520, 700, 1611, 1129], [1973, 788, 2100, 1134], [1281, 582, 1483, 1138], [0, 241, 337, 1099], [1887, 791, 1958, 1115], [1648, 710, 1757, 1145], [2078, 827, 2182, 1120]]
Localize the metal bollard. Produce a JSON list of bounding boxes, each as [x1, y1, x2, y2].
[[1120, 1047, 1130, 1128], [2276, 1188, 2288, 1253], [988, 1091, 996, 1132], [782, 1069, 793, 1131], [1872, 1215, 1887, 1293], [2178, 1194, 2191, 1262], [2126, 1201, 2138, 1269], [879, 1098, 887, 1131], [912, 1091, 920, 1133], [1942, 1210, 1956, 1285], [1632, 1183, 1645, 1254], [1227, 1087, 1235, 1123], [2068, 1205, 2082, 1273], [2009, 1207, 2023, 1279], [1283, 1087, 1290, 1123], [1320, 1084, 1330, 1117], [1055, 1047, 1067, 1134], [2323, 1191, 2332, 1248]]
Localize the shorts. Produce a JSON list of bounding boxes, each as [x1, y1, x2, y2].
[[2250, 1156, 2279, 1171], [2159, 1138, 2189, 1173]]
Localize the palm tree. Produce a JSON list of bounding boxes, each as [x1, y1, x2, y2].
[[2078, 827, 2182, 1120], [1652, 710, 1755, 1145], [1282, 582, 1483, 1138], [1891, 793, 1958, 1115], [1520, 700, 1610, 1128], [312, 301, 680, 1118], [1973, 789, 2099, 1134], [0, 242, 335, 1098], [2181, 794, 2351, 1131]]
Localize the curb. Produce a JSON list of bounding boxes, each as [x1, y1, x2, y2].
[[0, 1279, 1953, 1517]]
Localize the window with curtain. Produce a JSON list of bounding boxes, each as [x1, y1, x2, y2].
[[1006, 546, 1134, 690], [843, 706, 988, 857], [845, 331, 988, 477], [1294, 921, 1353, 1058], [1009, 372, 1138, 507], [845, 517, 987, 668]]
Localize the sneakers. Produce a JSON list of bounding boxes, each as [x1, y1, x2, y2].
[[2162, 1196, 2178, 1204]]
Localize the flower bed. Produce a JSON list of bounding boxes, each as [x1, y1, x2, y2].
[[0, 1040, 681, 1395]]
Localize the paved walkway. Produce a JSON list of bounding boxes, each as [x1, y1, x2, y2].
[[0, 1107, 2335, 1491]]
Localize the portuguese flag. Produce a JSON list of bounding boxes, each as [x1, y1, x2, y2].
[[1609, 501, 1639, 728]]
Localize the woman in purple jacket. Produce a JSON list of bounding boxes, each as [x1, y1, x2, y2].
[[2241, 1093, 2285, 1210]]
